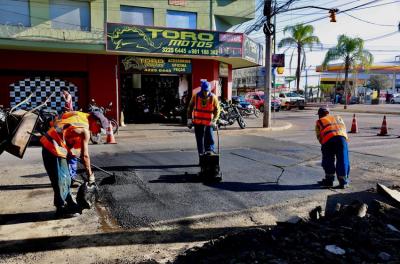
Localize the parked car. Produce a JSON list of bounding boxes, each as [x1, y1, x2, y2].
[[390, 94, 400, 104], [244, 91, 280, 112], [278, 92, 305, 110]]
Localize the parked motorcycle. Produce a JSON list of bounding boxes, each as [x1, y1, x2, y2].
[[88, 99, 118, 144], [218, 102, 246, 129]]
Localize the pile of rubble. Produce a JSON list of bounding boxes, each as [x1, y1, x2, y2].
[[172, 184, 400, 264]]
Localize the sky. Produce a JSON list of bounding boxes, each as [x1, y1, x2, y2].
[[230, 0, 400, 87]]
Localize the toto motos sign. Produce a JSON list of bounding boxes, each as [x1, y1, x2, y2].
[[106, 23, 243, 58]]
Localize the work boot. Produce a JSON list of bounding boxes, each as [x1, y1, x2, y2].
[[55, 205, 81, 219], [318, 178, 334, 187]]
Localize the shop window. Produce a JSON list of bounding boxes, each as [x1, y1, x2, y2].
[[9, 77, 79, 112], [0, 0, 30, 26], [120, 6, 154, 26], [50, 0, 91, 31], [166, 10, 196, 29]]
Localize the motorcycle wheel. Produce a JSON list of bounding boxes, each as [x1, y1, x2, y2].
[[237, 117, 246, 129], [254, 109, 261, 117], [110, 119, 119, 134], [90, 132, 103, 144]]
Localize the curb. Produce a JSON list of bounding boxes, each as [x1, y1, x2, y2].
[[217, 121, 292, 134], [332, 108, 400, 116]]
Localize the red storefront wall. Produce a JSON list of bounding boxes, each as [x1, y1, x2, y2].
[[0, 50, 119, 120], [191, 59, 232, 99]]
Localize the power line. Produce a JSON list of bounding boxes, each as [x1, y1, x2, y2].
[[343, 12, 397, 27]]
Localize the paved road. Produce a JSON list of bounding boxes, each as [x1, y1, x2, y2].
[[1, 108, 399, 229], [89, 109, 400, 227]]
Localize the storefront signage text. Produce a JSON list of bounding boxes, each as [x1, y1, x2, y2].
[[121, 56, 192, 74], [107, 24, 243, 58]]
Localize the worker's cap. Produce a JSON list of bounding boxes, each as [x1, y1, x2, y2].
[[200, 81, 211, 92], [317, 106, 330, 115]]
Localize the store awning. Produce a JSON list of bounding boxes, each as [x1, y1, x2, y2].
[[106, 23, 263, 69]]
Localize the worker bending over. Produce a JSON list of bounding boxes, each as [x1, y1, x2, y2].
[[41, 111, 107, 218], [315, 106, 350, 189]]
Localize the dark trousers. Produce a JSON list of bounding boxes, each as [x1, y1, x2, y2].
[[42, 148, 73, 208], [194, 124, 215, 154], [321, 136, 350, 185]]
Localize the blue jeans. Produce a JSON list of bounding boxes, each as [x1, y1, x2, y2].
[[68, 156, 78, 180], [194, 124, 215, 154], [321, 136, 350, 185], [42, 148, 73, 208]]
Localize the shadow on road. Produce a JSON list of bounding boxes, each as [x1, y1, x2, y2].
[[0, 224, 270, 254], [0, 211, 56, 225], [205, 182, 321, 192], [0, 183, 52, 191]]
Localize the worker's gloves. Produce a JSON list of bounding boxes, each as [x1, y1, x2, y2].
[[88, 173, 95, 185], [187, 118, 193, 128]]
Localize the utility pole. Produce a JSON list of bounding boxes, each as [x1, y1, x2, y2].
[[263, 0, 273, 128]]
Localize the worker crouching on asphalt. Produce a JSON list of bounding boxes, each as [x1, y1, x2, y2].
[[315, 106, 350, 189], [40, 111, 107, 218], [187, 80, 220, 161]]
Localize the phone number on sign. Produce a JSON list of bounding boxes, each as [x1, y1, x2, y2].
[[162, 47, 219, 56]]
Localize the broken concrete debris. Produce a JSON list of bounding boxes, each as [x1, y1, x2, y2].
[[172, 184, 400, 264]]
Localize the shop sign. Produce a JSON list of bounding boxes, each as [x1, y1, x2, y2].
[[121, 56, 192, 74], [243, 36, 260, 64], [219, 63, 229, 77], [107, 23, 243, 58]]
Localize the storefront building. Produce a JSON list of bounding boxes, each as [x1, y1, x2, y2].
[[0, 0, 260, 123]]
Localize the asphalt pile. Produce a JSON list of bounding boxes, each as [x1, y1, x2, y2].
[[172, 186, 400, 264]]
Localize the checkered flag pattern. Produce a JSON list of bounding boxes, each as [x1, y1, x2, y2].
[[9, 77, 78, 112]]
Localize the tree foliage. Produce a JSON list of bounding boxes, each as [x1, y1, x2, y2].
[[369, 75, 392, 91], [278, 24, 321, 92], [322, 35, 373, 106]]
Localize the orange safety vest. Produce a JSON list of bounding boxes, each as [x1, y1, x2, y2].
[[317, 115, 348, 144], [192, 93, 215, 126], [40, 111, 89, 158]]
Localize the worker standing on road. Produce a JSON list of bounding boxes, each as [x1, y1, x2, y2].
[[315, 106, 350, 189], [40, 111, 107, 218], [187, 80, 220, 160]]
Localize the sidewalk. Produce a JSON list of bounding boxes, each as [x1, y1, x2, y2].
[[306, 102, 400, 115], [117, 119, 292, 140]]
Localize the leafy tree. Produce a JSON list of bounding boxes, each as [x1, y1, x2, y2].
[[322, 35, 373, 108], [369, 75, 392, 91], [278, 24, 321, 93]]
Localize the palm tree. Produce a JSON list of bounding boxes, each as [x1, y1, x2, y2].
[[322, 35, 373, 109], [278, 24, 321, 93]]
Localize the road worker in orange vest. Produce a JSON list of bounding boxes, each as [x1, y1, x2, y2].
[[315, 106, 350, 189], [40, 111, 107, 218], [187, 80, 221, 161]]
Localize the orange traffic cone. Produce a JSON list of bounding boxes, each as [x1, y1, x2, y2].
[[106, 120, 117, 144], [349, 114, 358, 133], [377, 115, 388, 136]]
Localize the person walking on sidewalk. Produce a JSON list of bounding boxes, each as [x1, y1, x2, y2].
[[40, 111, 107, 218], [61, 87, 73, 112], [315, 106, 350, 189], [187, 80, 220, 160]]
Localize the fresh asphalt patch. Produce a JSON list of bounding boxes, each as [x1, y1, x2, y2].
[[94, 148, 325, 228]]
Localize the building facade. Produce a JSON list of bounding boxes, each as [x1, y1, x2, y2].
[[0, 0, 260, 123]]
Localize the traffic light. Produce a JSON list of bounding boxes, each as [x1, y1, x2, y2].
[[329, 9, 337, 22]]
